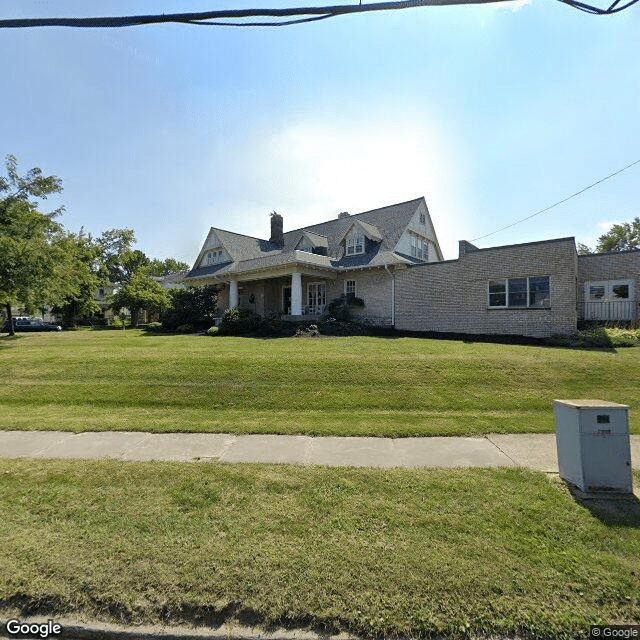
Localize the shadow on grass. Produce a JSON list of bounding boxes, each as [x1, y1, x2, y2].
[[0, 334, 24, 348], [565, 481, 640, 528]]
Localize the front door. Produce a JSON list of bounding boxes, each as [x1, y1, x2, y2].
[[283, 286, 291, 314]]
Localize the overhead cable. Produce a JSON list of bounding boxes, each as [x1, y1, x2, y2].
[[470, 159, 640, 242], [0, 0, 637, 29]]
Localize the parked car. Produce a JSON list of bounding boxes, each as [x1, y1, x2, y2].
[[2, 317, 62, 332]]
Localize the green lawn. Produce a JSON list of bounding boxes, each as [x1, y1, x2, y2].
[[1, 329, 638, 435], [1, 459, 638, 639]]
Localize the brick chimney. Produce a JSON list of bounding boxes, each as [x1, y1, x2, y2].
[[338, 211, 350, 219], [458, 240, 478, 258], [270, 211, 284, 246]]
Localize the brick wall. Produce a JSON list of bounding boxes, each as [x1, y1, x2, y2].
[[336, 270, 394, 326], [395, 237, 578, 337], [578, 251, 640, 292]]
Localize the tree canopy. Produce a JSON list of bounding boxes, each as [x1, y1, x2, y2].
[[1, 155, 193, 333], [0, 155, 71, 335], [595, 217, 640, 253], [109, 272, 171, 327], [580, 217, 640, 254]]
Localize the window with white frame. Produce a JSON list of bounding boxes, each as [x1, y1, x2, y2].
[[307, 282, 326, 312], [410, 234, 428, 260], [206, 249, 224, 265], [586, 280, 632, 301], [346, 234, 365, 255], [345, 279, 356, 300], [488, 276, 550, 308]]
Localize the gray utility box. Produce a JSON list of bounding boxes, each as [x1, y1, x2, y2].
[[553, 400, 633, 493]]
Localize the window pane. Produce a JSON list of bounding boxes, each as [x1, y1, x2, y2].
[[590, 286, 605, 300], [612, 284, 629, 299], [508, 278, 527, 307], [529, 276, 550, 307], [488, 280, 506, 307]]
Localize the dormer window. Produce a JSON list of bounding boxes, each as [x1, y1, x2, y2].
[[346, 234, 364, 255], [410, 234, 428, 260], [206, 249, 224, 265], [299, 243, 313, 253]]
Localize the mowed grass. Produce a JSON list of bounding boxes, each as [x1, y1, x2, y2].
[[1, 459, 639, 638], [1, 329, 639, 435]]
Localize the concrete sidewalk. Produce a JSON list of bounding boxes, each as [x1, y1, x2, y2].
[[1, 430, 639, 471]]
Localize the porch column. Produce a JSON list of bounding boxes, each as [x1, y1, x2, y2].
[[291, 272, 303, 316], [229, 279, 239, 308]]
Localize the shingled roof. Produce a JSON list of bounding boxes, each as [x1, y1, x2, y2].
[[186, 197, 429, 280]]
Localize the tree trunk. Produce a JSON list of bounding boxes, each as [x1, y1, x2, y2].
[[5, 302, 14, 336]]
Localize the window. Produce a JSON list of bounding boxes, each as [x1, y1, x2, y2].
[[206, 250, 224, 265], [410, 234, 428, 260], [488, 276, 550, 308], [586, 280, 632, 302], [613, 284, 630, 299], [583, 279, 634, 320], [345, 280, 356, 300], [419, 213, 426, 225], [299, 243, 313, 253], [307, 282, 326, 311], [346, 234, 364, 255]]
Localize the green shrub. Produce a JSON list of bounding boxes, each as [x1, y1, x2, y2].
[[217, 307, 260, 336], [547, 326, 639, 349], [206, 325, 219, 336], [162, 284, 219, 331], [174, 323, 195, 334], [324, 294, 365, 321], [146, 321, 164, 332]]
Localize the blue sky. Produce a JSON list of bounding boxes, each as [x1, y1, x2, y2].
[[1, 1, 639, 262]]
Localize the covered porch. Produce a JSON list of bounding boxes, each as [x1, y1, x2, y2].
[[226, 265, 338, 318]]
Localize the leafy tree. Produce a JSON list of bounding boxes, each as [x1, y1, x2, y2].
[[109, 272, 171, 327], [0, 155, 71, 335], [53, 231, 105, 326], [577, 243, 592, 256], [147, 257, 190, 277], [96, 228, 136, 284], [595, 217, 640, 253], [162, 284, 219, 330]]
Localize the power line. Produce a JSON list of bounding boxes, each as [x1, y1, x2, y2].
[[470, 159, 640, 242], [0, 0, 637, 29]]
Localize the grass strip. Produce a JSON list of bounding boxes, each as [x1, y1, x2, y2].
[[1, 458, 639, 639], [1, 331, 639, 436]]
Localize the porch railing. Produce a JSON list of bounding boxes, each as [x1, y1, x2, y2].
[[581, 300, 638, 321]]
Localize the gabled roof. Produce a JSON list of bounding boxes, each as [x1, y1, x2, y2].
[[335, 218, 383, 244], [214, 229, 281, 261], [186, 197, 429, 280], [296, 229, 329, 249], [284, 197, 424, 257]]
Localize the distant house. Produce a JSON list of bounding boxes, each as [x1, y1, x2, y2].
[[185, 197, 640, 337], [151, 271, 188, 290]]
